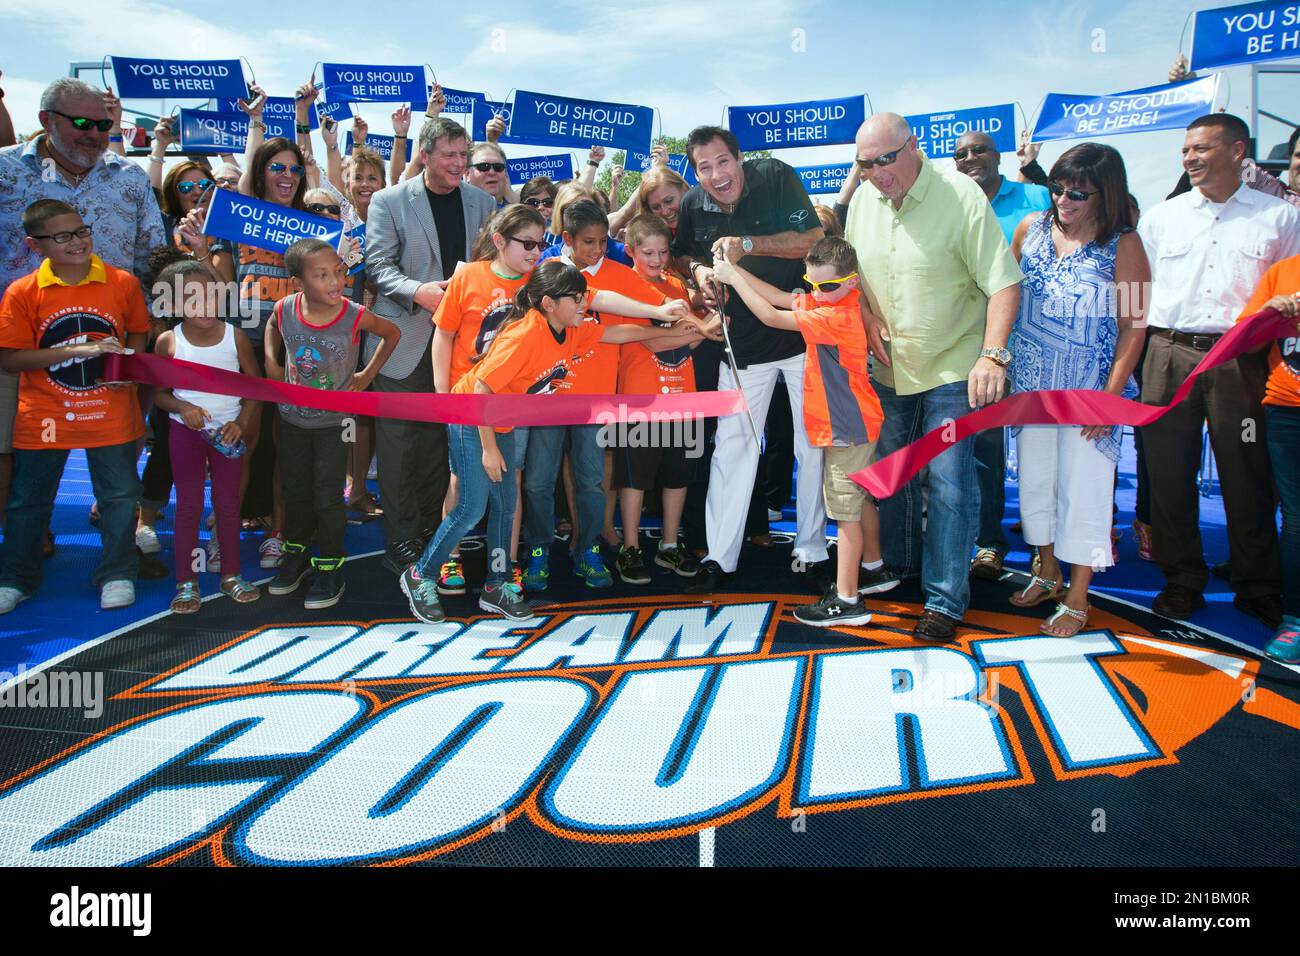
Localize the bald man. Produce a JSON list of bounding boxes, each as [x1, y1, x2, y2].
[[843, 113, 1023, 642], [953, 130, 1050, 581]]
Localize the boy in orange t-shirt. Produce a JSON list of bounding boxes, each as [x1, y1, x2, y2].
[[1238, 259, 1300, 660], [714, 236, 895, 627], [0, 200, 150, 613]]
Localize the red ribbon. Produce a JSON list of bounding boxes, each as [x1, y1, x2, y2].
[[104, 351, 746, 427], [851, 309, 1294, 499]]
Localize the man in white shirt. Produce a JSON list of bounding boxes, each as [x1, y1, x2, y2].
[[1138, 113, 1300, 628]]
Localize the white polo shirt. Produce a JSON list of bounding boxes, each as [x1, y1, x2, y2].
[[1138, 182, 1300, 334]]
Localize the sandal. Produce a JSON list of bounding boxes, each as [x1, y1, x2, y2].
[[1010, 574, 1066, 608], [220, 575, 261, 604], [1043, 601, 1089, 637], [170, 581, 202, 614]]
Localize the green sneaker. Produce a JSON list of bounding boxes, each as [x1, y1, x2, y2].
[[573, 544, 613, 589], [522, 546, 550, 593], [1265, 620, 1300, 664]]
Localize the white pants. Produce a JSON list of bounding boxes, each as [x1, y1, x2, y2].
[[706, 353, 827, 573], [1016, 425, 1116, 570]]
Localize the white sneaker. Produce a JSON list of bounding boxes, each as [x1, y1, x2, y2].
[[0, 586, 29, 614], [767, 508, 783, 522], [206, 534, 222, 574], [100, 579, 135, 610], [259, 533, 284, 569], [135, 525, 162, 554]]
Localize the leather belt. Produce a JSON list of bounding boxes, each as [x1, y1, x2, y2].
[[1151, 327, 1223, 351]]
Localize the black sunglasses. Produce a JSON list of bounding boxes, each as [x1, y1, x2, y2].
[[507, 236, 547, 252], [524, 197, 554, 209], [856, 136, 913, 170], [31, 225, 93, 244], [953, 144, 992, 161], [472, 161, 507, 173], [307, 203, 342, 216], [177, 179, 215, 195], [48, 110, 115, 133], [1049, 180, 1100, 202]]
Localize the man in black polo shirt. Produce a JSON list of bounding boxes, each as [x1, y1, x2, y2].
[[671, 126, 828, 593]]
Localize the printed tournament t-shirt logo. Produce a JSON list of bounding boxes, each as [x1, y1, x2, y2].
[[1, 581, 1297, 867], [1281, 332, 1299, 381], [40, 308, 118, 392], [473, 296, 514, 359]]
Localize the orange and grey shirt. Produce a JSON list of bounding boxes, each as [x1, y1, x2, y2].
[[791, 289, 884, 447]]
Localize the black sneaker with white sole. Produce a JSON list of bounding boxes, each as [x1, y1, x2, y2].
[[478, 582, 535, 621], [794, 586, 874, 627], [616, 545, 652, 584], [303, 559, 346, 610], [653, 545, 699, 577], [400, 565, 445, 624], [858, 564, 901, 595], [268, 546, 313, 596]]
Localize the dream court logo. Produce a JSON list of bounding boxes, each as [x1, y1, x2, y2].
[[49, 886, 151, 936]]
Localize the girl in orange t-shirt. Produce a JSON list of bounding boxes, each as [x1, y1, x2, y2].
[[399, 260, 710, 624], [430, 205, 546, 595]]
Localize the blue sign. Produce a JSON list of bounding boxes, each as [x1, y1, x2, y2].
[[202, 187, 343, 256], [344, 131, 412, 163], [321, 63, 427, 110], [111, 56, 246, 100], [472, 99, 519, 144], [906, 104, 1016, 159], [219, 95, 315, 130], [794, 163, 853, 195], [627, 149, 698, 186], [178, 109, 293, 153], [727, 95, 865, 151], [316, 99, 352, 125], [507, 90, 654, 154], [440, 87, 487, 115], [1191, 1, 1300, 70], [506, 154, 574, 185], [1031, 75, 1219, 143]]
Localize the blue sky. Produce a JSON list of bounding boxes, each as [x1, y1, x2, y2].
[[0, 0, 1291, 210]]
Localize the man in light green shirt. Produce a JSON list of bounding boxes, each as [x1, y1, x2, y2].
[[844, 113, 1022, 643]]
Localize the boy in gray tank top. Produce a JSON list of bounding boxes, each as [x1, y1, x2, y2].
[[264, 239, 400, 609]]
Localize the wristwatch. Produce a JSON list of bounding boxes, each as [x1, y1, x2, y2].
[[980, 346, 1012, 368], [741, 236, 754, 254]]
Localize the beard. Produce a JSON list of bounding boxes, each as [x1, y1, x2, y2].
[[46, 126, 106, 169]]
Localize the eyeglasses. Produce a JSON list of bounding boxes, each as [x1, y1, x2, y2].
[[472, 161, 507, 173], [953, 144, 992, 161], [856, 137, 913, 170], [507, 236, 547, 252], [48, 110, 115, 133], [1048, 180, 1100, 202], [555, 291, 588, 303], [802, 271, 857, 293], [524, 197, 554, 209], [176, 179, 215, 195], [307, 203, 342, 216], [267, 162, 305, 176], [30, 225, 93, 244]]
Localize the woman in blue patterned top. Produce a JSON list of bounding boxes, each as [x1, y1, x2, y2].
[[1006, 143, 1150, 636]]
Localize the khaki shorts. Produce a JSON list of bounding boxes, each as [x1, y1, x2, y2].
[[0, 368, 17, 454], [823, 442, 876, 522]]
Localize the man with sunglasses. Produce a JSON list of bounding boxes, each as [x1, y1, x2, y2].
[[843, 113, 1023, 643], [953, 131, 1051, 582], [0, 78, 164, 539]]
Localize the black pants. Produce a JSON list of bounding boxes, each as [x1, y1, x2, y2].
[[139, 403, 173, 511], [763, 379, 794, 511], [278, 419, 349, 558], [242, 341, 277, 520], [373, 356, 449, 550]]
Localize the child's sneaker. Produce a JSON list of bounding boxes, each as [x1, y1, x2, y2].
[[400, 565, 444, 624], [259, 532, 284, 569], [511, 562, 524, 590], [573, 544, 613, 589], [206, 533, 221, 574], [654, 544, 700, 577], [268, 543, 313, 595], [479, 581, 535, 621], [135, 525, 162, 554], [858, 564, 901, 595], [304, 558, 345, 610], [438, 558, 467, 596], [794, 587, 873, 628], [0, 586, 30, 615], [1265, 620, 1300, 664], [522, 546, 550, 593], [616, 545, 651, 585], [100, 579, 136, 610]]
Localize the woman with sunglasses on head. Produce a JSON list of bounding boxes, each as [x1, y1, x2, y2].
[[1006, 143, 1150, 637]]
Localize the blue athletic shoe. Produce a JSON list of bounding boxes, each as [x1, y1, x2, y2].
[[1264, 619, 1300, 664], [573, 544, 613, 588], [522, 546, 550, 593]]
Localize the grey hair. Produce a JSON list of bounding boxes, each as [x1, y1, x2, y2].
[[470, 141, 507, 164], [40, 78, 103, 113], [418, 117, 469, 156]]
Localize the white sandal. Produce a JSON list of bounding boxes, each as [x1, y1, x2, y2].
[[1043, 602, 1089, 637], [1010, 574, 1065, 608]]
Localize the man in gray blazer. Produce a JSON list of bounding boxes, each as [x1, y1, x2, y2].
[[365, 117, 497, 573]]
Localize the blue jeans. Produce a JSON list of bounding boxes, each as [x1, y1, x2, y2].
[[415, 425, 515, 587], [1266, 405, 1300, 621], [874, 380, 978, 619], [974, 427, 1009, 554], [0, 441, 141, 595], [524, 424, 603, 554]]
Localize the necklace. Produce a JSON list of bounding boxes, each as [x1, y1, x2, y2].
[[41, 140, 91, 187]]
